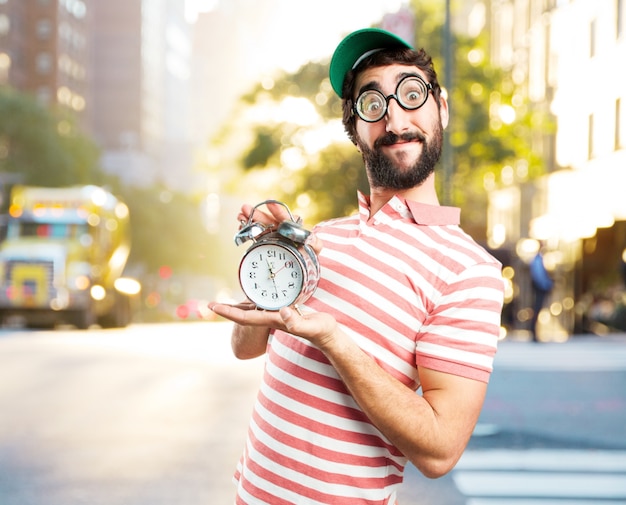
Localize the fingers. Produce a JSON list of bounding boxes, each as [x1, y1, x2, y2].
[[279, 307, 338, 348], [238, 204, 271, 226], [305, 233, 324, 255], [209, 302, 284, 328], [238, 201, 298, 228], [208, 301, 254, 312], [209, 301, 305, 332], [238, 203, 278, 227], [265, 201, 293, 223]]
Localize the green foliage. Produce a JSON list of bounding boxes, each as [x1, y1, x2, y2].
[[241, 125, 283, 170], [0, 87, 102, 186], [286, 143, 368, 223], [242, 63, 342, 122], [410, 0, 551, 236], [206, 1, 552, 238], [446, 29, 551, 233], [113, 184, 215, 276]]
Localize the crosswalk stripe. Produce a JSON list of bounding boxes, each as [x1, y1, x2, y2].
[[494, 342, 626, 371], [454, 471, 626, 498], [466, 500, 624, 505], [453, 450, 626, 503], [457, 449, 626, 472]]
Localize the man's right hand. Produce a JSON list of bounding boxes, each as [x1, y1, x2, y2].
[[237, 201, 292, 229]]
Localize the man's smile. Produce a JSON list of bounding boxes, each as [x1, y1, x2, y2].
[[375, 131, 426, 149]]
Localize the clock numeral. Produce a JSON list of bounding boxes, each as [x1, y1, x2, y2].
[[270, 290, 289, 299], [248, 272, 257, 279], [290, 271, 300, 279], [285, 260, 294, 269], [256, 288, 292, 300]]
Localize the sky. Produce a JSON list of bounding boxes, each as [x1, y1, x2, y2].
[[186, 0, 407, 75], [184, 0, 411, 143]]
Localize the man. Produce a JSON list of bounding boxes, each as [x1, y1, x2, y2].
[[529, 246, 553, 341], [210, 27, 504, 505]]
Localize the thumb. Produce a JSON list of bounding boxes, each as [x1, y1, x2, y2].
[[305, 233, 324, 255], [279, 306, 298, 331]]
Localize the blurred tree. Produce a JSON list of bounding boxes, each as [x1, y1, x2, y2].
[[409, 0, 552, 237], [113, 184, 215, 276], [0, 87, 102, 186], [205, 0, 552, 238], [0, 87, 217, 283], [206, 62, 362, 225]]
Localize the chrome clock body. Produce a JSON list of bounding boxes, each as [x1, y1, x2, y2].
[[235, 200, 320, 311]]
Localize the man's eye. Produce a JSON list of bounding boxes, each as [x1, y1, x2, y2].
[[366, 102, 382, 113], [404, 89, 423, 103]]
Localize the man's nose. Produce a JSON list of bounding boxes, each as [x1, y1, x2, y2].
[[384, 97, 411, 134]]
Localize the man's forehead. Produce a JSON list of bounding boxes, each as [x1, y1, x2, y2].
[[355, 65, 426, 90]]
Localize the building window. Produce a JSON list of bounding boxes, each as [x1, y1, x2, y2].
[[588, 113, 594, 159], [617, 98, 623, 150], [0, 14, 9, 36], [35, 52, 52, 74], [36, 19, 53, 40], [61, 0, 87, 19], [0, 52, 10, 84], [37, 86, 52, 106], [590, 19, 596, 58]]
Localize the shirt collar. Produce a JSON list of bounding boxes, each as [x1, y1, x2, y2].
[[405, 199, 460, 225], [358, 191, 461, 226]]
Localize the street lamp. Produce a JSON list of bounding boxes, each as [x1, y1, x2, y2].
[[442, 0, 453, 206]]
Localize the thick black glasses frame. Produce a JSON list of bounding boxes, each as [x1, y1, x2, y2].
[[353, 75, 433, 123]]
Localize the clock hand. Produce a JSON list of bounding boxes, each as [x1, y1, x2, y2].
[[266, 259, 276, 279], [265, 259, 281, 296], [273, 262, 287, 275]]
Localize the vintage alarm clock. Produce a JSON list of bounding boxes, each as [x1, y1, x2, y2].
[[234, 200, 320, 311]]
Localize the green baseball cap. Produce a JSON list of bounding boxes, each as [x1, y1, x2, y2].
[[329, 27, 413, 98]]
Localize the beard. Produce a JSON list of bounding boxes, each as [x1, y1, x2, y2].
[[359, 119, 444, 190]]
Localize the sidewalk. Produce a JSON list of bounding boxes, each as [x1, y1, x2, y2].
[[495, 331, 626, 371], [504, 328, 626, 344]]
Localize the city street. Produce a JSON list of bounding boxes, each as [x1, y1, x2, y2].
[[0, 322, 264, 505], [399, 335, 626, 504], [1, 322, 625, 504]]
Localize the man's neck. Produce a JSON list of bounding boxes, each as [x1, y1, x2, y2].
[[368, 176, 440, 216]]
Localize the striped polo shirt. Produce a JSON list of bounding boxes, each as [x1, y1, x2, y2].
[[234, 193, 505, 504]]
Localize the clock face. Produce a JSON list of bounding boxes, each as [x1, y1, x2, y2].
[[239, 242, 305, 310]]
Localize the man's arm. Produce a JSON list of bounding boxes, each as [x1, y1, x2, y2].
[[209, 301, 272, 359], [231, 323, 271, 359], [209, 304, 488, 478], [313, 322, 486, 478], [211, 201, 299, 360]]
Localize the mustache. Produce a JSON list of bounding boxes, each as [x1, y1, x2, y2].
[[374, 131, 426, 148]]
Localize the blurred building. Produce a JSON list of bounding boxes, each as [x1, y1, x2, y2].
[[0, 0, 91, 127], [0, 0, 198, 192], [92, 0, 195, 190], [488, 0, 626, 338], [190, 5, 246, 147], [189, 0, 291, 146]]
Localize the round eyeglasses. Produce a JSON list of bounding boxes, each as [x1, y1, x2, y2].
[[353, 75, 433, 123]]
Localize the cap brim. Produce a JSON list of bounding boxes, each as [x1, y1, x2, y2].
[[329, 28, 413, 98]]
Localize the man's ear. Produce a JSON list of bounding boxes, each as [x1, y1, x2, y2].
[[439, 95, 450, 129]]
